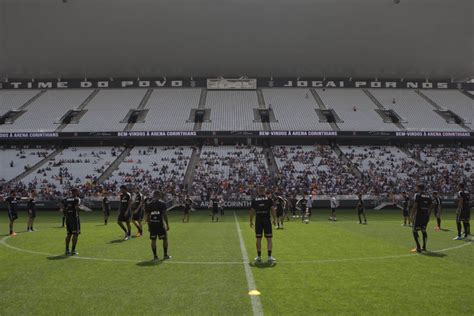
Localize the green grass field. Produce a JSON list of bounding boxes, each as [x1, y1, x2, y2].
[[0, 209, 473, 315]]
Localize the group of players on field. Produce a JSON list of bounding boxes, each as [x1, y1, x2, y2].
[[1, 182, 471, 262]]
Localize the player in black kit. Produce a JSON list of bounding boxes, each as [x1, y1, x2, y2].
[[454, 183, 471, 240], [117, 185, 132, 240], [356, 193, 367, 224], [410, 184, 433, 253], [61, 188, 81, 255], [27, 190, 37, 232], [250, 186, 277, 263], [3, 190, 22, 236], [401, 191, 410, 226], [132, 188, 145, 237], [145, 190, 171, 261], [275, 195, 285, 229], [102, 191, 111, 225], [182, 194, 192, 223], [211, 195, 220, 222], [432, 191, 442, 230]]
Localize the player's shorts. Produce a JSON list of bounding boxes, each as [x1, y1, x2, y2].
[[132, 209, 144, 221], [66, 217, 81, 234], [149, 222, 167, 240], [413, 213, 429, 231], [118, 210, 131, 222], [457, 208, 471, 222], [8, 211, 18, 221], [402, 208, 409, 217], [357, 207, 365, 214], [255, 218, 272, 238], [276, 208, 284, 217], [434, 207, 441, 219], [183, 207, 190, 214], [29, 211, 36, 219]]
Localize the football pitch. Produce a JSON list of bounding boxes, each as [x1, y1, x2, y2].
[[0, 209, 473, 315]]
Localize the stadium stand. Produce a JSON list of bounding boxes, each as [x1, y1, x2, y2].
[[272, 145, 362, 195], [0, 90, 93, 132], [192, 145, 270, 199], [316, 89, 398, 131], [420, 90, 474, 124], [62, 89, 147, 132], [407, 144, 474, 178], [132, 89, 199, 131], [21, 147, 123, 191], [0, 90, 41, 115], [369, 89, 465, 131], [107, 146, 193, 193], [262, 89, 332, 130], [201, 91, 263, 131], [0, 148, 53, 182]]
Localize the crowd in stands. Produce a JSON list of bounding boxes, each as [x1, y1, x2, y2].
[[273, 145, 363, 196], [1, 144, 472, 203], [192, 145, 271, 200], [106, 146, 191, 198]]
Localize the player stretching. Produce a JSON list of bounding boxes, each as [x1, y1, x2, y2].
[[401, 191, 410, 226], [432, 192, 442, 230], [250, 186, 277, 263], [357, 193, 367, 224], [410, 184, 432, 253], [132, 188, 145, 237], [454, 183, 471, 240], [117, 185, 132, 240], [182, 194, 192, 223], [62, 188, 81, 255], [145, 190, 171, 261], [102, 191, 111, 225], [27, 190, 37, 232]]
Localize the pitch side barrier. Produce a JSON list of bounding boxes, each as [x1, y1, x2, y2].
[[0, 130, 472, 140], [0, 198, 462, 211]]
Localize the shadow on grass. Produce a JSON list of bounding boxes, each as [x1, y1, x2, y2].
[[422, 251, 447, 258], [47, 255, 70, 260], [108, 239, 127, 244], [136, 260, 163, 267], [249, 262, 277, 269], [439, 228, 451, 232]]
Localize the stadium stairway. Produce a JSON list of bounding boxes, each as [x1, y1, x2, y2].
[[461, 90, 474, 100], [17, 90, 48, 111], [333, 145, 363, 178], [183, 146, 201, 190], [310, 88, 340, 131], [193, 89, 208, 132], [124, 89, 153, 131], [55, 89, 101, 132], [397, 145, 428, 167], [257, 88, 271, 131], [363, 89, 406, 130], [96, 147, 133, 183], [263, 146, 279, 180], [415, 90, 471, 131], [7, 148, 63, 184]]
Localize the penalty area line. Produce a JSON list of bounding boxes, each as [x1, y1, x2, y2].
[[234, 212, 264, 316]]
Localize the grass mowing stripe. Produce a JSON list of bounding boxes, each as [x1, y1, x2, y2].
[[234, 212, 264, 316]]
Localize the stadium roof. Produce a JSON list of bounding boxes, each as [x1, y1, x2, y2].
[[0, 0, 472, 80]]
